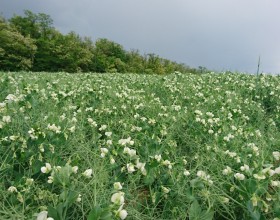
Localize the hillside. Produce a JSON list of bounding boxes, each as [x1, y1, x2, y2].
[[0, 71, 280, 219]]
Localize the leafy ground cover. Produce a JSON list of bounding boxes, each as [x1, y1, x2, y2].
[[0, 71, 280, 220]]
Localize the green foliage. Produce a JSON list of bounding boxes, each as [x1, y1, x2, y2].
[[1, 72, 280, 219], [0, 17, 37, 70], [87, 206, 112, 220], [0, 10, 196, 74]]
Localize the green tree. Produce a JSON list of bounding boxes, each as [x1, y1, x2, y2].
[[0, 17, 37, 71], [9, 10, 53, 39], [92, 38, 127, 72], [52, 32, 93, 72]]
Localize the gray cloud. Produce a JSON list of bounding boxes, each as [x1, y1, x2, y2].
[[1, 0, 280, 73]]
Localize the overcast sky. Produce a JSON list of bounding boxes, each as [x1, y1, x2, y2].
[[1, 0, 280, 73]]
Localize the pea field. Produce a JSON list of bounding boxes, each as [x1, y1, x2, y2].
[[0, 72, 280, 220]]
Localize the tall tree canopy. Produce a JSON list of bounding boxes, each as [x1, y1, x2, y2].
[[0, 10, 196, 74], [0, 17, 37, 70]]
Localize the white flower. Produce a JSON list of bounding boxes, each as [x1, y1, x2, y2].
[[100, 148, 109, 158], [155, 154, 161, 162], [253, 173, 266, 180], [8, 186, 17, 193], [41, 163, 52, 173], [36, 211, 54, 220], [25, 178, 34, 186], [123, 147, 130, 154], [161, 186, 170, 194], [76, 194, 82, 202], [127, 163, 136, 173], [47, 176, 54, 184], [234, 173, 245, 180], [123, 147, 136, 157], [197, 170, 206, 178], [110, 157, 115, 164], [68, 126, 76, 133], [72, 166, 78, 174], [114, 182, 122, 190], [47, 124, 61, 133], [2, 116, 11, 123], [37, 211, 48, 220], [240, 164, 250, 172], [271, 180, 280, 187], [111, 192, 125, 205], [99, 125, 107, 131], [221, 197, 229, 203], [0, 102, 6, 108], [184, 169, 190, 176], [162, 160, 171, 166], [82, 168, 93, 178], [5, 94, 17, 102], [136, 160, 146, 175], [105, 132, 112, 137], [274, 166, 280, 174], [273, 151, 280, 160], [118, 209, 128, 219], [222, 166, 232, 175]]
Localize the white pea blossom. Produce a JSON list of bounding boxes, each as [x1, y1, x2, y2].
[[253, 173, 266, 180], [76, 194, 82, 202], [41, 163, 52, 173], [105, 132, 112, 137], [47, 176, 54, 184], [274, 166, 280, 174], [197, 170, 206, 178], [100, 148, 109, 157], [118, 209, 128, 219], [240, 164, 250, 172], [47, 124, 61, 133], [111, 192, 125, 205], [68, 126, 76, 133], [271, 180, 280, 187], [110, 157, 115, 164], [99, 125, 107, 131], [154, 154, 162, 162], [72, 166, 78, 174], [2, 116, 11, 123], [5, 94, 17, 102], [234, 173, 245, 180], [161, 186, 170, 194], [222, 166, 232, 175], [114, 182, 123, 190], [273, 151, 280, 161], [82, 168, 93, 178], [126, 163, 136, 173], [184, 169, 190, 176], [162, 160, 172, 169], [36, 211, 54, 220], [8, 186, 17, 193]]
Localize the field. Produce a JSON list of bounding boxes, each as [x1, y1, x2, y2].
[[0, 71, 280, 220]]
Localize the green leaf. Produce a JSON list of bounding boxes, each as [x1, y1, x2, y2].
[[185, 187, 196, 202], [247, 201, 260, 220], [65, 190, 79, 207], [189, 200, 202, 220], [87, 206, 102, 220], [48, 206, 59, 220], [190, 178, 204, 189], [200, 210, 214, 220], [100, 210, 113, 220]]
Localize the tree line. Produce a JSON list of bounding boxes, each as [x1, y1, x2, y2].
[[0, 10, 198, 74]]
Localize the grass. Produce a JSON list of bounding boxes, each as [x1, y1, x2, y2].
[[0, 71, 280, 220]]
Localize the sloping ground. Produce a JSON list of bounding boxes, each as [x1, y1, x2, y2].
[[0, 72, 280, 219]]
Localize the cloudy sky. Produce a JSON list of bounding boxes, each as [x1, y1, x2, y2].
[[1, 0, 280, 73]]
